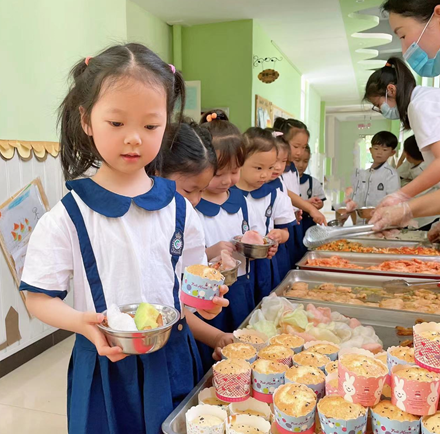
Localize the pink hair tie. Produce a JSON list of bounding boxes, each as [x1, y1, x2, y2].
[[272, 131, 283, 137], [85, 56, 93, 66], [169, 64, 176, 74]]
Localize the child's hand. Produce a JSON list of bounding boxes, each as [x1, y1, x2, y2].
[[309, 208, 327, 225], [309, 197, 323, 209], [196, 285, 229, 320], [295, 210, 303, 223], [212, 332, 234, 361], [81, 312, 128, 363], [206, 242, 236, 262], [267, 229, 284, 244]]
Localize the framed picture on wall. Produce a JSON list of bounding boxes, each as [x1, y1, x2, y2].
[[184, 81, 201, 122]]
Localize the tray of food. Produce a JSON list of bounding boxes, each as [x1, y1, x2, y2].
[[357, 229, 429, 242], [297, 251, 440, 279], [315, 238, 440, 256]]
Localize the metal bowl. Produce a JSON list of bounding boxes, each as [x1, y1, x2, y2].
[[209, 259, 241, 286], [97, 303, 179, 355], [231, 235, 276, 259], [357, 207, 375, 220]]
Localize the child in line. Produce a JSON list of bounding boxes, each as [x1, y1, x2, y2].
[[234, 127, 295, 304], [19, 43, 228, 434], [346, 131, 400, 217], [200, 108, 229, 124], [295, 145, 327, 234], [195, 117, 259, 370]]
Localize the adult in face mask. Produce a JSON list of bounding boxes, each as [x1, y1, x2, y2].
[[382, 0, 440, 77], [364, 57, 440, 214]]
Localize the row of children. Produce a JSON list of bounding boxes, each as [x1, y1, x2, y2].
[[18, 43, 326, 434]]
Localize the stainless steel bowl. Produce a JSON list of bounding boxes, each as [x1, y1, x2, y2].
[[209, 260, 241, 286], [357, 207, 375, 220], [231, 235, 276, 259], [97, 303, 179, 355]]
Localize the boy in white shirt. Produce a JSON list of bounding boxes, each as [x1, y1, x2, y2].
[[346, 131, 400, 214]]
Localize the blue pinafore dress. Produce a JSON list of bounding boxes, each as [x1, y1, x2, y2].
[[298, 174, 315, 257], [62, 192, 203, 434], [195, 192, 256, 372]]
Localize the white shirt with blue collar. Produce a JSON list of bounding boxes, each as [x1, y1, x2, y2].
[[20, 177, 206, 313], [351, 161, 400, 208], [299, 174, 326, 201], [281, 163, 300, 196], [195, 188, 258, 277]]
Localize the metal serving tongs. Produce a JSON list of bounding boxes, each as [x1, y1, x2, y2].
[[382, 279, 440, 294], [303, 224, 391, 249]]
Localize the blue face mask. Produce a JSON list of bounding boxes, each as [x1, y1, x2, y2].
[[381, 91, 400, 120], [404, 13, 440, 78]]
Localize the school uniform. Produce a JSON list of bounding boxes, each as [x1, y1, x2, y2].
[[195, 188, 257, 371], [299, 174, 327, 236], [408, 86, 440, 168], [232, 182, 295, 304], [351, 162, 400, 211], [20, 177, 204, 434]]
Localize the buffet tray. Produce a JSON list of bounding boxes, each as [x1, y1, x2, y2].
[[356, 230, 429, 242], [297, 250, 440, 279], [314, 238, 440, 254]]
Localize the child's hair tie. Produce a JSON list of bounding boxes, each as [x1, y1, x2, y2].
[[85, 56, 93, 66], [206, 113, 218, 122], [169, 64, 176, 74], [385, 62, 394, 68], [272, 131, 283, 138]]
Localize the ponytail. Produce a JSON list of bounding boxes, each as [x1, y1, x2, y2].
[[273, 117, 310, 141], [364, 57, 416, 130]]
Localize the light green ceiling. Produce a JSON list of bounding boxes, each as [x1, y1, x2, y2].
[[339, 0, 392, 98]]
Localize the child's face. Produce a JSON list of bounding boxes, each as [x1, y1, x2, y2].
[[82, 77, 167, 175], [207, 161, 241, 194], [289, 132, 309, 160], [240, 149, 277, 190], [370, 144, 396, 165], [271, 149, 289, 180], [168, 167, 214, 207], [293, 153, 310, 176]]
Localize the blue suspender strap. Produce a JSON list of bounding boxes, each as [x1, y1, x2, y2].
[[308, 177, 313, 199], [170, 193, 186, 312], [265, 190, 277, 235], [240, 197, 251, 278], [61, 193, 107, 313]]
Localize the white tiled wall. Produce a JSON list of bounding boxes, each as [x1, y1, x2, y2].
[[0, 154, 70, 361]]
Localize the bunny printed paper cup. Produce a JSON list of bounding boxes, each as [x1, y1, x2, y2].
[[229, 397, 272, 421], [391, 364, 440, 416], [199, 387, 230, 412], [181, 265, 225, 310], [186, 404, 228, 434], [371, 408, 420, 434], [227, 414, 271, 434], [318, 406, 367, 434], [325, 373, 339, 397], [422, 412, 440, 434], [272, 384, 317, 434], [338, 349, 388, 407], [387, 347, 416, 373], [213, 360, 252, 403], [234, 329, 269, 352], [304, 341, 340, 362], [414, 323, 440, 374], [252, 369, 286, 403]]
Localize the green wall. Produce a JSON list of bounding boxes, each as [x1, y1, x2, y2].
[[181, 20, 253, 131], [0, 0, 127, 142], [305, 84, 322, 153], [126, 0, 172, 62], [251, 22, 302, 125]]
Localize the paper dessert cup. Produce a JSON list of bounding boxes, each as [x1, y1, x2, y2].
[[234, 329, 269, 352], [304, 340, 340, 362], [422, 412, 440, 434], [227, 414, 271, 434], [318, 405, 367, 434], [387, 347, 416, 373], [284, 371, 325, 400], [292, 352, 330, 372], [198, 387, 230, 412], [325, 361, 339, 376], [270, 335, 305, 355], [213, 361, 252, 403], [186, 404, 228, 434], [252, 367, 286, 403], [370, 408, 420, 434], [414, 323, 440, 373], [181, 266, 225, 310], [338, 349, 388, 407], [272, 385, 317, 434], [229, 397, 272, 421], [222, 345, 257, 364], [325, 373, 339, 396], [391, 364, 440, 416]]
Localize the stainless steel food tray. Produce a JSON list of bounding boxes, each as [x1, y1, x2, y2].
[[298, 251, 440, 279], [356, 230, 429, 242], [314, 238, 440, 255]]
